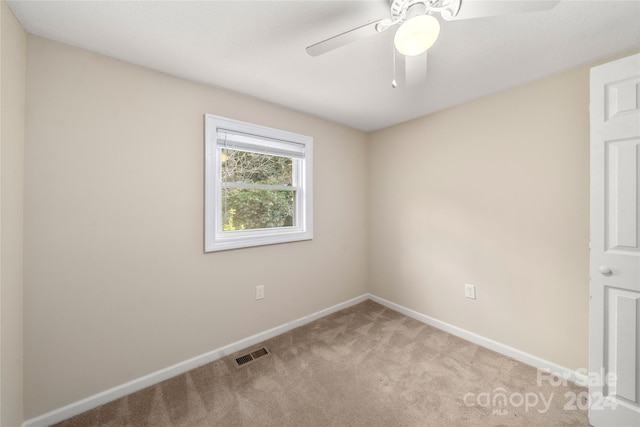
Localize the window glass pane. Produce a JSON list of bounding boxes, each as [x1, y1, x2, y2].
[[222, 188, 296, 231], [221, 149, 292, 186]]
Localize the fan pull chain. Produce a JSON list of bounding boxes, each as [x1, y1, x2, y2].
[[391, 45, 397, 88]]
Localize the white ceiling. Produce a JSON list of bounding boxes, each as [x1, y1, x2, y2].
[[8, 0, 640, 131]]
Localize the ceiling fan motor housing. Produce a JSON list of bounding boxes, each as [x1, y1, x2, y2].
[[391, 0, 462, 21], [406, 2, 428, 20], [392, 0, 425, 20]]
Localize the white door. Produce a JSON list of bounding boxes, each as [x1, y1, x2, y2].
[[589, 53, 640, 427]]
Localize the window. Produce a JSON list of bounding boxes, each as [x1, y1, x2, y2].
[[205, 114, 313, 252]]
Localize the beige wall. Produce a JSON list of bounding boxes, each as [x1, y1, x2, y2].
[[1, 1, 26, 426], [23, 36, 369, 418], [368, 65, 592, 370]]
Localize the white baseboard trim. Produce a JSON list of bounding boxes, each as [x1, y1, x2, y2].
[[22, 294, 369, 427], [368, 294, 588, 386], [24, 292, 587, 426]]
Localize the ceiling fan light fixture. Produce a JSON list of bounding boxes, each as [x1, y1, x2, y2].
[[394, 14, 440, 56]]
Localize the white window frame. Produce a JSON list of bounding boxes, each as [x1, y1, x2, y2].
[[204, 114, 313, 252]]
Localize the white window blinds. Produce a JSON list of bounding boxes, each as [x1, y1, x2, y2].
[[217, 130, 306, 159]]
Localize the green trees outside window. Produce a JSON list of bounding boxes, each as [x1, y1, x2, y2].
[[221, 149, 295, 231]]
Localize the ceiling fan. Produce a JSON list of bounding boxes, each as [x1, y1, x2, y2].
[[306, 0, 560, 86]]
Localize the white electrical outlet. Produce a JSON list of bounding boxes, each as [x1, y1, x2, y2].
[[464, 284, 476, 300], [256, 285, 265, 300]]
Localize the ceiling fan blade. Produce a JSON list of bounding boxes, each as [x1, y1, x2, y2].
[[392, 50, 428, 89], [441, 0, 560, 21], [405, 52, 428, 87], [306, 19, 392, 57]]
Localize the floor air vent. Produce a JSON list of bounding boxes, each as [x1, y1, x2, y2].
[[235, 347, 270, 367]]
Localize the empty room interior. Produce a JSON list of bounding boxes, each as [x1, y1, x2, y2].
[[1, 1, 640, 426]]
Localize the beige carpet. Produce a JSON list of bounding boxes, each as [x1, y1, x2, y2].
[[54, 300, 588, 426]]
